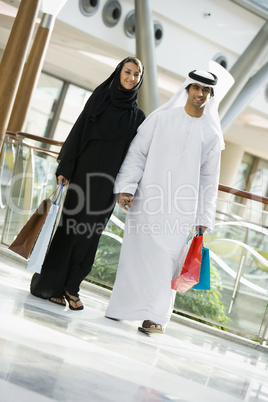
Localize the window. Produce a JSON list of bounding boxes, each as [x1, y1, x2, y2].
[[233, 152, 268, 225], [53, 84, 92, 142], [25, 73, 64, 137], [25, 72, 93, 144]]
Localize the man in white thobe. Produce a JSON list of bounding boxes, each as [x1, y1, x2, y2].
[[105, 65, 234, 333]]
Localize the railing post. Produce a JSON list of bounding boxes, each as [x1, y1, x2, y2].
[[135, 0, 159, 116], [7, 13, 56, 132], [0, 0, 41, 156]]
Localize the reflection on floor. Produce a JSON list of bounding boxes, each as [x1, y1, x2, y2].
[[0, 250, 268, 402]]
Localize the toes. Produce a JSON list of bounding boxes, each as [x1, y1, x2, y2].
[[150, 324, 161, 329], [49, 297, 66, 306], [70, 299, 82, 308], [142, 320, 162, 329]]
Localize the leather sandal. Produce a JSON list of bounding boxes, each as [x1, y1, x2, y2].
[[138, 320, 164, 334], [65, 290, 84, 310], [49, 296, 66, 306]]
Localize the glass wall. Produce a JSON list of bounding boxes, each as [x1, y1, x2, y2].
[[25, 73, 64, 138], [1, 138, 59, 246], [232, 153, 268, 227], [0, 135, 17, 230], [24, 72, 92, 143], [53, 84, 92, 142]]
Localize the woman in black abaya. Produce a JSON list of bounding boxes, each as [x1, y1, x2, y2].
[[30, 57, 145, 310]]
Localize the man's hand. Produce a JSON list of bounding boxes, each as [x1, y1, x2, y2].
[[195, 226, 207, 234], [117, 193, 134, 211]]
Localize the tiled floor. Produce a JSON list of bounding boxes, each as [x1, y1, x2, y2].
[[0, 249, 268, 402]]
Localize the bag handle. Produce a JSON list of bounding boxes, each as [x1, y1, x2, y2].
[[47, 182, 64, 205], [54, 182, 64, 205], [194, 226, 203, 237], [197, 226, 203, 237]]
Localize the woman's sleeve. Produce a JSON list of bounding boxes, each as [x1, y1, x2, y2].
[[114, 114, 157, 195], [195, 139, 221, 231], [55, 159, 75, 181], [55, 111, 86, 180]]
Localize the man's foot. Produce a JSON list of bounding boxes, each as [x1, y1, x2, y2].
[[139, 320, 164, 334], [49, 297, 66, 306], [65, 290, 84, 310]]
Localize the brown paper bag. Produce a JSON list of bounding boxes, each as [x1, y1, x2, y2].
[[8, 199, 52, 259]]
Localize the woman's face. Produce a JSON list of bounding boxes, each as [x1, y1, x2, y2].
[[120, 62, 142, 90]]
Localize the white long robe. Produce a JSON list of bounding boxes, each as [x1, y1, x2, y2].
[[105, 107, 221, 327]]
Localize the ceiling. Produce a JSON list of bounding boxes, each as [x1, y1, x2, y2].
[[1, 0, 268, 160], [229, 0, 268, 19]]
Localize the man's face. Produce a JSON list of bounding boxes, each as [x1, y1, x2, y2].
[[186, 83, 212, 110]]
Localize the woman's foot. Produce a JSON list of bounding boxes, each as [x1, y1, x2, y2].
[[140, 320, 164, 334], [65, 290, 84, 310], [49, 297, 66, 306]]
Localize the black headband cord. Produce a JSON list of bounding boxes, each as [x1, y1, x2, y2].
[[188, 70, 218, 86]]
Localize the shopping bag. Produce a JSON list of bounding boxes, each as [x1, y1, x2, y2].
[[9, 183, 63, 259], [8, 199, 52, 258], [171, 233, 203, 293], [192, 247, 210, 290], [172, 235, 193, 281], [26, 184, 64, 273]]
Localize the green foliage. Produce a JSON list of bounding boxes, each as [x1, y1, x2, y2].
[[174, 263, 230, 325], [89, 232, 121, 286]]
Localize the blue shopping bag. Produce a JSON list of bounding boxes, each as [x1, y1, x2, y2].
[[192, 246, 210, 290]]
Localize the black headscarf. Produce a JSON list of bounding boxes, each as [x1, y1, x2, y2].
[[84, 56, 144, 116], [57, 57, 144, 169]]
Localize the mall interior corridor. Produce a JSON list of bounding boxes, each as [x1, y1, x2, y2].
[[0, 248, 267, 402]]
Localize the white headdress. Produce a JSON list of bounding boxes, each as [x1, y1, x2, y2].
[[144, 61, 234, 150]]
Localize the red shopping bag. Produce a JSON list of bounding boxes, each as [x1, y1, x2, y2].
[[171, 233, 203, 293]]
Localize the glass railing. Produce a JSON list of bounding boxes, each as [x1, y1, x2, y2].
[[198, 188, 268, 342], [1, 131, 267, 344], [90, 187, 268, 343], [0, 132, 63, 246], [0, 132, 18, 230]]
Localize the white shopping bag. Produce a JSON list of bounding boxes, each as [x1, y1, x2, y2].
[[26, 184, 63, 273]]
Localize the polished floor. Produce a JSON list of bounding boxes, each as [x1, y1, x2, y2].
[[0, 248, 268, 402]]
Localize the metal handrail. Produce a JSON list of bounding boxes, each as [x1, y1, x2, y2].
[[16, 131, 64, 147], [219, 184, 268, 205], [5, 131, 18, 141], [10, 132, 268, 205], [15, 131, 64, 158]]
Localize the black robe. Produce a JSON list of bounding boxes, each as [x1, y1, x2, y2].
[[30, 102, 145, 298]]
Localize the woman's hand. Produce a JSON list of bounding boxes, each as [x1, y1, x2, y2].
[[117, 193, 134, 211], [58, 175, 69, 186]]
